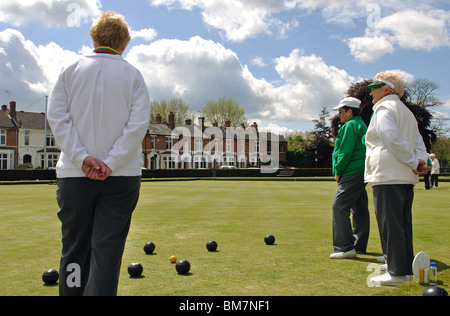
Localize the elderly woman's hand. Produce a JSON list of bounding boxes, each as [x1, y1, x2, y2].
[[82, 156, 112, 181], [414, 160, 430, 176]]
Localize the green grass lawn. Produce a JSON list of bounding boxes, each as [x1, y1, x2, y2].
[[0, 180, 448, 296]]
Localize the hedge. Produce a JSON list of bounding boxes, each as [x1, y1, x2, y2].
[[0, 169, 57, 181], [0, 168, 332, 181]]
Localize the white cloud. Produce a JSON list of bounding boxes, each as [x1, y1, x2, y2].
[[378, 10, 450, 51], [271, 49, 355, 121], [150, 0, 302, 42], [347, 9, 450, 62], [0, 0, 101, 27], [258, 121, 295, 136], [131, 28, 158, 42], [250, 56, 267, 67], [126, 37, 355, 126], [442, 99, 450, 110], [126, 36, 271, 114], [347, 34, 394, 63], [0, 29, 81, 107], [0, 29, 357, 128]]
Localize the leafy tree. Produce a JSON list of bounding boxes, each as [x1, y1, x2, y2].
[[304, 106, 333, 168], [201, 97, 247, 127], [430, 116, 450, 166], [406, 79, 443, 107], [151, 98, 195, 125], [286, 132, 314, 167], [287, 146, 314, 168], [332, 80, 437, 152]]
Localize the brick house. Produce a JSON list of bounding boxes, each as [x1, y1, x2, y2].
[[0, 103, 18, 169], [2, 102, 287, 171], [142, 112, 288, 170], [1, 101, 59, 169]]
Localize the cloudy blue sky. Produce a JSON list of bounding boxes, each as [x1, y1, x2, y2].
[[1, 0, 449, 134]]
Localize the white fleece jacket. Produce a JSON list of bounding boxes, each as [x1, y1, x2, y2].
[[365, 94, 428, 185], [48, 53, 151, 178]]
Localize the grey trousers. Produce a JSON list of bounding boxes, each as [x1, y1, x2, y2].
[[56, 177, 141, 296], [373, 184, 414, 276], [332, 172, 370, 253]]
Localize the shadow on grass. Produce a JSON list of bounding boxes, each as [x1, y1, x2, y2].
[[348, 252, 384, 264]]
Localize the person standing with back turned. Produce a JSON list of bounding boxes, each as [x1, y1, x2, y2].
[[430, 153, 440, 188], [365, 71, 428, 286], [48, 12, 151, 296]]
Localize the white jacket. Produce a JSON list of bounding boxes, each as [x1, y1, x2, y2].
[[431, 158, 440, 174], [365, 94, 428, 185], [48, 53, 151, 178]]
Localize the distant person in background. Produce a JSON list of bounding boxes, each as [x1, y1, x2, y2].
[[424, 154, 431, 190], [48, 12, 150, 296], [330, 97, 370, 259], [430, 154, 440, 188], [365, 70, 429, 286]]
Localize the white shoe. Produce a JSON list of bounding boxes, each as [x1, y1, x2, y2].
[[377, 255, 386, 263], [370, 273, 412, 286], [330, 249, 356, 259]]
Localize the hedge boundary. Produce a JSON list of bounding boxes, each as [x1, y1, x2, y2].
[[1, 168, 447, 184], [0, 168, 332, 182]]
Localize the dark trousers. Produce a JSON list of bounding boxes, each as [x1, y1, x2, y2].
[[373, 184, 414, 276], [57, 177, 141, 296], [424, 172, 431, 189], [431, 174, 439, 187], [332, 172, 370, 253]]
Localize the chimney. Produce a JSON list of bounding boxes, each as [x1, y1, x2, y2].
[[1, 105, 7, 112], [9, 101, 16, 118], [156, 114, 162, 124], [225, 120, 231, 128], [185, 119, 192, 125], [169, 112, 175, 130], [198, 117, 205, 132]]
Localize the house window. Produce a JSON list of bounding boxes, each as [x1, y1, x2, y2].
[[151, 137, 155, 149], [215, 140, 219, 153], [196, 138, 203, 151], [48, 154, 58, 168], [162, 157, 175, 169], [166, 137, 172, 150], [226, 140, 232, 152], [0, 130, 5, 146], [46, 132, 56, 147], [0, 153, 8, 169], [24, 130, 30, 146], [41, 154, 59, 168], [223, 157, 235, 166]]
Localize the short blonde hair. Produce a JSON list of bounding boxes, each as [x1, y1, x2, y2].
[[374, 70, 406, 98], [90, 12, 131, 51]]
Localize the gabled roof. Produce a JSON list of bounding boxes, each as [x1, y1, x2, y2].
[[0, 111, 16, 128], [15, 111, 47, 129], [148, 123, 173, 136]]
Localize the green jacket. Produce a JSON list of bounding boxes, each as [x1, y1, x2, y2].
[[332, 116, 367, 177]]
